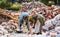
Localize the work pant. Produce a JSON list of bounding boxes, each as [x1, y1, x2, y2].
[[18, 17, 30, 30]]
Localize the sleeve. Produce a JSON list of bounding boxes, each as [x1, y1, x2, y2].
[[28, 15, 32, 22]]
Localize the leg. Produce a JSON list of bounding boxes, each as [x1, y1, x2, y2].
[[18, 18, 24, 30], [26, 21, 30, 31], [33, 20, 37, 28], [39, 18, 45, 34], [39, 24, 42, 34]]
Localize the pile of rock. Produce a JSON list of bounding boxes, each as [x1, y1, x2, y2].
[[0, 14, 11, 24], [22, 1, 47, 12], [0, 20, 18, 34], [42, 14, 60, 37]]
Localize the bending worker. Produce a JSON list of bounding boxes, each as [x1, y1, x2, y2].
[[18, 12, 30, 32], [28, 10, 45, 34]]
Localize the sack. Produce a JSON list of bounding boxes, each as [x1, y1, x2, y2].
[[34, 20, 40, 33]]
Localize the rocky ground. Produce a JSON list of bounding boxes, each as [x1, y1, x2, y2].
[[0, 2, 60, 37], [0, 23, 44, 37], [1, 33, 49, 37]]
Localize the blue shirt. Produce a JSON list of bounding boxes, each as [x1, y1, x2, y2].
[[20, 12, 29, 18]]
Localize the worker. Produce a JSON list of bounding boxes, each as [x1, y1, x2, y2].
[[28, 10, 45, 34], [18, 12, 30, 32]]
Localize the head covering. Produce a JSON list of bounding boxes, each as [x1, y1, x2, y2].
[[31, 9, 37, 14]]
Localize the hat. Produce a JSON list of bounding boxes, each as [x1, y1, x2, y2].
[[32, 9, 37, 13]]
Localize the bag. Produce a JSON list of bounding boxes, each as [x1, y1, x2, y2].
[[34, 20, 40, 33]]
